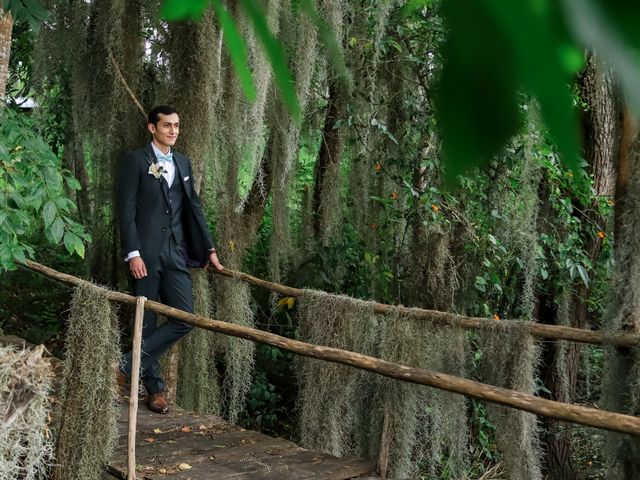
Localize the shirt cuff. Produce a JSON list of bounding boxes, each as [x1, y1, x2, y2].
[[125, 250, 141, 262]]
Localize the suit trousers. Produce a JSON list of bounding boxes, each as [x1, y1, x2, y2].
[[120, 238, 194, 394]]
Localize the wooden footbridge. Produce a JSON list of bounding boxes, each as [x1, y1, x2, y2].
[[104, 404, 377, 480], [20, 260, 640, 479]]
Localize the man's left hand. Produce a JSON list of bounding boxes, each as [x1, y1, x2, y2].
[[208, 251, 224, 271]]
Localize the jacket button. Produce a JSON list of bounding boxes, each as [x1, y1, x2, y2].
[[165, 209, 170, 214], [162, 227, 167, 232]]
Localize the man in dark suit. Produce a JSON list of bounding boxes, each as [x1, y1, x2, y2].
[[116, 105, 223, 414]]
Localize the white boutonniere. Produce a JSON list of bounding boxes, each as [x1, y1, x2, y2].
[[148, 163, 165, 179]]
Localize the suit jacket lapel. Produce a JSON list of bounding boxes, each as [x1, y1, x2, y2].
[[160, 172, 170, 205], [144, 143, 157, 166], [174, 155, 187, 193]]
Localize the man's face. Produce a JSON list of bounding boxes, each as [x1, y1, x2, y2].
[[148, 113, 179, 150]]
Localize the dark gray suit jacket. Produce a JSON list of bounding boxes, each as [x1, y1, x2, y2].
[[116, 144, 214, 268]]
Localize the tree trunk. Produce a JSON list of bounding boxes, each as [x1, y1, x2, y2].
[[541, 53, 619, 480], [86, 0, 145, 287], [312, 79, 347, 236], [61, 134, 92, 225], [600, 74, 640, 475], [165, 13, 219, 404], [167, 13, 218, 191], [0, 10, 13, 99]]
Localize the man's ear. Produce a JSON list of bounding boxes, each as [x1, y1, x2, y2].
[[147, 123, 156, 134]]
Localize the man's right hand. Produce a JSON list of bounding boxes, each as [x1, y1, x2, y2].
[[129, 256, 147, 279]]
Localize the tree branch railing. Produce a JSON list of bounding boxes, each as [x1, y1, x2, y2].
[[21, 259, 640, 437], [212, 267, 640, 348]]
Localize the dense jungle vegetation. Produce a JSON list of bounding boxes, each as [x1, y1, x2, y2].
[[2, 1, 640, 479]]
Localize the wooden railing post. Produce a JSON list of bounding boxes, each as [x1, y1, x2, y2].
[[377, 402, 392, 479], [127, 296, 146, 480]]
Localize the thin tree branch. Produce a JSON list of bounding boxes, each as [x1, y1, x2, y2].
[[107, 48, 147, 119], [209, 267, 640, 348]]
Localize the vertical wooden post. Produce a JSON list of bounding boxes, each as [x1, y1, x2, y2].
[[127, 296, 146, 480], [161, 341, 180, 404], [376, 402, 392, 479]]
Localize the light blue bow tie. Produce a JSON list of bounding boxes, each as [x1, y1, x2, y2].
[[156, 151, 173, 163]]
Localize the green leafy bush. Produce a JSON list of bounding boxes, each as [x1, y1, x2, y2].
[[0, 108, 89, 270]]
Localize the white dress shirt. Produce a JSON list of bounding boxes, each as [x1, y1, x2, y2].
[[152, 142, 176, 187]]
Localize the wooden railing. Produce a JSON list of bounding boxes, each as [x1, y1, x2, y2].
[[213, 267, 640, 348], [22, 259, 640, 438]]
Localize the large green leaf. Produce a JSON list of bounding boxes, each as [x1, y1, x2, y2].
[[484, 1, 581, 173], [438, 0, 584, 181], [63, 230, 79, 255], [437, 0, 522, 181], [4, 0, 48, 32], [160, 0, 210, 21], [565, 0, 640, 114], [42, 200, 56, 228], [74, 234, 85, 259], [50, 217, 64, 244]]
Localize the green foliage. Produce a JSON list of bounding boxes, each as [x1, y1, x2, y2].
[[3, 0, 48, 32], [162, 0, 640, 183], [435, 0, 640, 181], [239, 302, 297, 437], [6, 19, 35, 102], [0, 109, 89, 270], [244, 369, 283, 431], [241, 359, 294, 437], [468, 400, 500, 476], [0, 251, 76, 346]]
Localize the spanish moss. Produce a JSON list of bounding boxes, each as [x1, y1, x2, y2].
[[53, 284, 120, 480], [479, 322, 542, 480]]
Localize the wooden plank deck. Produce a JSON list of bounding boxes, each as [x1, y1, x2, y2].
[[105, 404, 378, 480]]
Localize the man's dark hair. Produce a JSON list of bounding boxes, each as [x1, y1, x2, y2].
[[148, 105, 178, 126]]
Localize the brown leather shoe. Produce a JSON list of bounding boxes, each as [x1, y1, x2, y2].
[[148, 391, 169, 414]]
